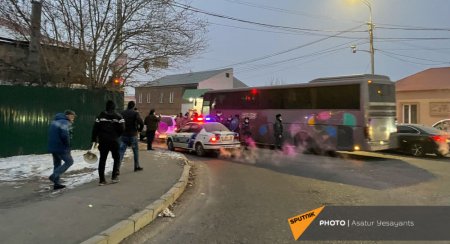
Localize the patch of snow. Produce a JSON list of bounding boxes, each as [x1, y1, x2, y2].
[[0, 150, 116, 189]]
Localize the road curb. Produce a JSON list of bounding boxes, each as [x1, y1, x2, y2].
[[81, 157, 191, 244]]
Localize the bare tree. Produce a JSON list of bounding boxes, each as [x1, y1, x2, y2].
[[1, 0, 207, 87]]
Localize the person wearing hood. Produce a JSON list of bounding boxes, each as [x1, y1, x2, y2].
[[48, 109, 77, 190], [91, 100, 125, 185], [273, 113, 283, 150]]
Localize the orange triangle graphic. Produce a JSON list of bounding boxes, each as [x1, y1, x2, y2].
[[287, 206, 325, 240]]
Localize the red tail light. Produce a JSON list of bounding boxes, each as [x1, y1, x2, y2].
[[430, 135, 446, 143], [209, 134, 220, 143]]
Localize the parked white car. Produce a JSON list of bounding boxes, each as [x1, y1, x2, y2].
[[140, 115, 177, 141], [433, 119, 450, 133], [166, 122, 240, 156]]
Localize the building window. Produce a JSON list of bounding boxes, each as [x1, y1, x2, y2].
[[138, 93, 142, 103], [147, 93, 151, 103], [160, 92, 164, 103], [403, 104, 417, 123], [226, 73, 230, 78], [169, 92, 174, 103]]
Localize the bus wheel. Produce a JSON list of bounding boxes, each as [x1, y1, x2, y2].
[[410, 143, 424, 157], [195, 143, 205, 157]]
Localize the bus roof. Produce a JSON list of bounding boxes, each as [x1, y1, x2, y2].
[[204, 74, 392, 94]]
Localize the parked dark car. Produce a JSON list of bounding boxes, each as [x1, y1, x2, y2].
[[391, 124, 449, 157]]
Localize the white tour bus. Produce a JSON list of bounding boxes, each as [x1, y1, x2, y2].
[[202, 74, 397, 153]]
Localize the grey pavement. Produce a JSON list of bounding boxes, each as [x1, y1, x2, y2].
[[0, 149, 191, 244]]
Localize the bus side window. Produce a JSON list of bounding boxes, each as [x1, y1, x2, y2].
[[284, 87, 312, 109]]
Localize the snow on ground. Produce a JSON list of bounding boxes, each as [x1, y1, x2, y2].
[[0, 149, 115, 189], [0, 148, 187, 189]]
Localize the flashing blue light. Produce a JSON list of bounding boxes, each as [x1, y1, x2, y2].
[[205, 117, 211, 121]]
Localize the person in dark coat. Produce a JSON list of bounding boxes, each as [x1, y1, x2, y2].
[[224, 115, 233, 130], [215, 111, 224, 124], [143, 109, 161, 150], [48, 110, 77, 190], [273, 113, 283, 150], [92, 100, 124, 185], [119, 101, 144, 172], [230, 114, 240, 133], [241, 117, 252, 149]]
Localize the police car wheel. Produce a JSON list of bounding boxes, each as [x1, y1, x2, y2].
[[195, 143, 205, 157]]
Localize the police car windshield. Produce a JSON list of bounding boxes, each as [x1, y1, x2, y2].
[[204, 122, 229, 132]]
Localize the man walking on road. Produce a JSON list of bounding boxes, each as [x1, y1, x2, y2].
[[48, 109, 77, 190], [119, 101, 144, 172], [92, 100, 124, 185], [144, 109, 161, 150]]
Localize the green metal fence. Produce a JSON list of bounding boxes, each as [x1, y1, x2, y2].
[[0, 86, 123, 157]]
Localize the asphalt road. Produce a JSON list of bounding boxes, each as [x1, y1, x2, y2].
[[123, 145, 450, 244]]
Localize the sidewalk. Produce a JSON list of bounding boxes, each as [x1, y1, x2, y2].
[[0, 149, 191, 244]]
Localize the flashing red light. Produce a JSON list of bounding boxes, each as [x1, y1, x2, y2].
[[251, 88, 258, 95], [193, 115, 204, 122]]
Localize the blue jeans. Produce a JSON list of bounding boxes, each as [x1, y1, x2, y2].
[[50, 152, 74, 185], [119, 136, 140, 169]]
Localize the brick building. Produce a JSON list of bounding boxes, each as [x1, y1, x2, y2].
[[135, 68, 247, 116]]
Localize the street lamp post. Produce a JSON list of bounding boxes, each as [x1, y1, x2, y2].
[[361, 0, 375, 75]]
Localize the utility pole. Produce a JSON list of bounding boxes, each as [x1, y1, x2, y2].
[[367, 4, 375, 75], [363, 0, 375, 75]]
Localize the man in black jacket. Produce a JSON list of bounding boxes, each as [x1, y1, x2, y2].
[[273, 113, 283, 150], [119, 101, 144, 172], [92, 100, 124, 185]]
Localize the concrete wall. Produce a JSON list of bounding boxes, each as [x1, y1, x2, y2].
[[396, 89, 450, 126], [0, 41, 88, 84]]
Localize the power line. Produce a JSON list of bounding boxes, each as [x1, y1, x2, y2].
[[214, 24, 364, 69], [235, 39, 367, 73], [208, 21, 368, 39], [223, 0, 450, 32], [378, 50, 450, 65], [171, 1, 365, 34]]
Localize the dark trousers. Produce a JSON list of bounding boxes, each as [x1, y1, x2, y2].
[[98, 141, 120, 182], [146, 130, 156, 150], [275, 134, 283, 150]]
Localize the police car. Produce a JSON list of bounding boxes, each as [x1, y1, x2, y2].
[[166, 121, 240, 156]]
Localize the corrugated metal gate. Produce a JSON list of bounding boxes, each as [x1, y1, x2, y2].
[[0, 86, 123, 157]]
